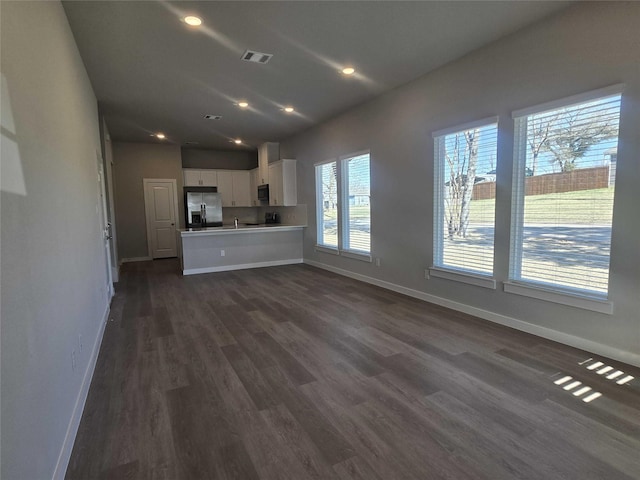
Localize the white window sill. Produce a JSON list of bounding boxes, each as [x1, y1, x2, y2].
[[315, 245, 372, 263], [315, 245, 339, 255], [429, 267, 496, 289], [503, 281, 613, 314], [341, 250, 372, 263]]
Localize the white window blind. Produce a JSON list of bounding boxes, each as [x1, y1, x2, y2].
[[315, 161, 338, 248], [433, 120, 498, 276], [342, 153, 371, 253], [510, 90, 622, 297]]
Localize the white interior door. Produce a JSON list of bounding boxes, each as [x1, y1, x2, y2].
[[96, 152, 114, 299], [144, 179, 178, 258]]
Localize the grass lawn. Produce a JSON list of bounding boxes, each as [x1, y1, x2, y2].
[[469, 187, 615, 225]]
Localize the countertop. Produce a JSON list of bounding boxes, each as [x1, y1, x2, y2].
[[180, 224, 306, 237]]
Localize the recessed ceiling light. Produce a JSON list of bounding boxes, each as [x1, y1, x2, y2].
[[283, 106, 295, 113], [184, 16, 202, 26], [156, 133, 166, 139], [237, 102, 249, 108], [234, 139, 242, 144], [341, 67, 356, 75]]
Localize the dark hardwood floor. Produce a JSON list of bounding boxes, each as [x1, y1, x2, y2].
[[66, 259, 640, 479]]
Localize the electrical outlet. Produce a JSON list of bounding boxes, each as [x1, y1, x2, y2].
[[78, 334, 83, 353], [375, 258, 381, 267], [221, 249, 225, 257], [424, 269, 430, 279], [71, 350, 77, 372]]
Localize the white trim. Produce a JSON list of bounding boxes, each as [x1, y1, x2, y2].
[[429, 267, 496, 289], [504, 281, 613, 315], [432, 116, 499, 138], [341, 250, 372, 262], [512, 84, 624, 118], [119, 256, 153, 264], [111, 265, 119, 283], [183, 258, 303, 275], [315, 245, 340, 255], [53, 303, 110, 480], [303, 259, 639, 368]]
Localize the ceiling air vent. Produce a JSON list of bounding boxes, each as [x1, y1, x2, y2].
[[241, 50, 273, 64], [204, 115, 222, 120]]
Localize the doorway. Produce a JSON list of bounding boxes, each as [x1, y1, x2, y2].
[[143, 179, 179, 258], [96, 151, 114, 299]]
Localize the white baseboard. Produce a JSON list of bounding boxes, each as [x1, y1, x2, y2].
[[119, 256, 152, 264], [183, 258, 303, 276], [303, 259, 640, 368], [111, 264, 119, 283], [52, 303, 110, 480]]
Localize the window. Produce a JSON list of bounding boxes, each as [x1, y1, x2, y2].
[[432, 118, 498, 287], [509, 86, 622, 303], [315, 152, 371, 260], [342, 153, 371, 253], [316, 161, 338, 248]]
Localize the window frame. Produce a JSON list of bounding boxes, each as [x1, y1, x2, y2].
[[340, 150, 371, 258], [315, 150, 372, 262], [430, 116, 499, 289], [507, 84, 624, 312], [315, 159, 339, 253]]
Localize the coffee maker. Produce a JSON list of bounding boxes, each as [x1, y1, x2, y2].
[[265, 212, 280, 224]]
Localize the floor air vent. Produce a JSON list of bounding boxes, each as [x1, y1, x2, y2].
[[204, 115, 222, 120], [241, 50, 273, 64]]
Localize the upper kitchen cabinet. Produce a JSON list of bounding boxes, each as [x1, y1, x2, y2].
[[217, 170, 252, 207], [183, 169, 218, 187], [258, 142, 279, 186], [268, 159, 297, 206], [250, 168, 260, 206]]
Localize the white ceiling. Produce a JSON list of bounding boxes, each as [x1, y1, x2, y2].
[[62, 1, 571, 151]]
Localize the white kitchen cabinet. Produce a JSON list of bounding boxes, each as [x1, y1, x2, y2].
[[200, 170, 218, 187], [183, 169, 217, 187], [268, 159, 297, 206], [250, 168, 260, 206], [217, 171, 233, 206], [232, 171, 251, 207], [258, 142, 279, 185], [217, 170, 251, 207]]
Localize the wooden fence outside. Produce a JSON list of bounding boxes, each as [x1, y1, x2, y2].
[[472, 166, 610, 200]]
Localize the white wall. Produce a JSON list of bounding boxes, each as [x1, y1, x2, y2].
[[1, 2, 109, 478], [281, 2, 640, 365]]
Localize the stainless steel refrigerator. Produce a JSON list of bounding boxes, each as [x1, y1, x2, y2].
[[185, 187, 222, 228]]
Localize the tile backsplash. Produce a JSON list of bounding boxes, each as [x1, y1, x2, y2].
[[222, 204, 307, 226]]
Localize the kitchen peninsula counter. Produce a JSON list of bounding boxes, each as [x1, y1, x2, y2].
[[178, 224, 305, 275]]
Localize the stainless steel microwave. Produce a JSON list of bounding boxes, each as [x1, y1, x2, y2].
[[257, 184, 269, 201]]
